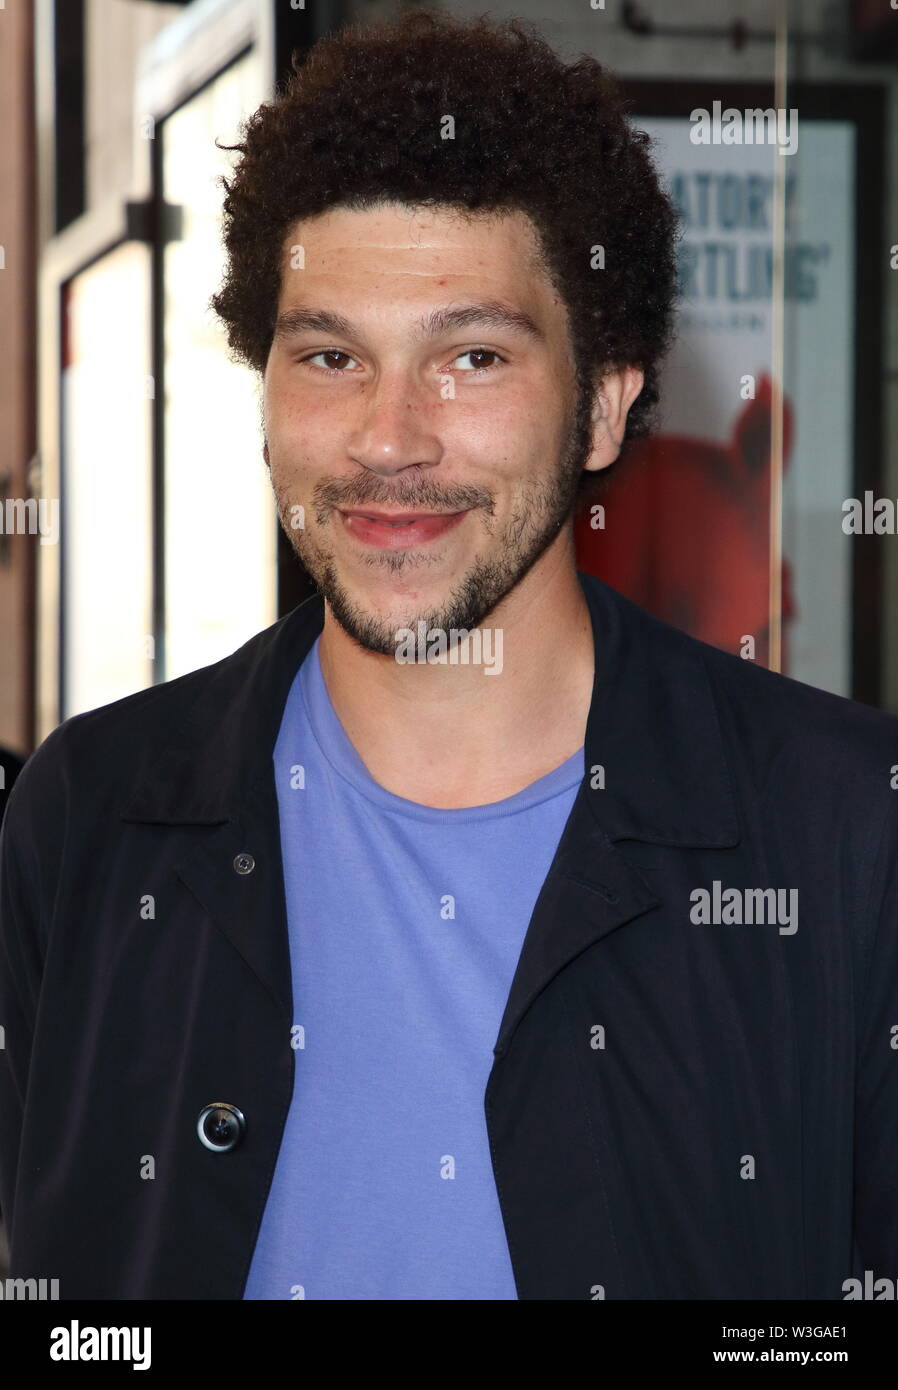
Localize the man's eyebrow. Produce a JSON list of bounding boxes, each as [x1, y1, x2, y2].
[[272, 301, 545, 345]]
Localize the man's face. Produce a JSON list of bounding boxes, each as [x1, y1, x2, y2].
[[262, 201, 597, 653]]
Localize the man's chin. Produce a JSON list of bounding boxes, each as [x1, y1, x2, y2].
[[308, 538, 538, 654], [320, 561, 464, 632], [313, 569, 430, 655], [327, 601, 448, 659]]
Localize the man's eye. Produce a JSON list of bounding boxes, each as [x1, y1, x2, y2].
[[297, 347, 505, 375], [452, 348, 505, 372], [300, 350, 358, 371]]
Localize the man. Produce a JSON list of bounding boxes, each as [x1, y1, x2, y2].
[[1, 9, 897, 1300]]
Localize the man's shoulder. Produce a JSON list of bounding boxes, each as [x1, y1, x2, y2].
[[599, 577, 898, 811], [4, 614, 299, 829], [605, 576, 895, 737], [644, 601, 898, 802], [33, 645, 247, 768], [697, 626, 897, 752]]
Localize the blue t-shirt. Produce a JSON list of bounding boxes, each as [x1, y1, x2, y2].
[[243, 636, 583, 1299]]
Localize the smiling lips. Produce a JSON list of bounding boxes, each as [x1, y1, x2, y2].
[[346, 509, 451, 525], [338, 507, 469, 549]]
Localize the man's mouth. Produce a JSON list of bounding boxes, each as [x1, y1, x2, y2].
[[344, 510, 457, 523], [337, 508, 469, 548]]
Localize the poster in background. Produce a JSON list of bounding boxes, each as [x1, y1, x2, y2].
[[574, 97, 866, 700]]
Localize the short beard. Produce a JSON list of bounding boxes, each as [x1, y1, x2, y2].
[[271, 376, 595, 658]]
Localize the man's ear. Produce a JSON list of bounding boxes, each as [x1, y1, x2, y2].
[[262, 438, 270, 470], [582, 365, 645, 476]]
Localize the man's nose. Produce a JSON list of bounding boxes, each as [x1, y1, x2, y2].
[[346, 368, 443, 475]]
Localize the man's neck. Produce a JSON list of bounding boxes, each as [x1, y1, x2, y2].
[[316, 544, 595, 810]]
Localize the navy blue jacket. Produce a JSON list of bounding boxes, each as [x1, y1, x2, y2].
[[1, 570, 897, 1298]]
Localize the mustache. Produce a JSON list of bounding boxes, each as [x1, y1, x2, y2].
[[312, 476, 494, 515]]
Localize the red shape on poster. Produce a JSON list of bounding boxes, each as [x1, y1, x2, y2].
[[574, 374, 796, 670]]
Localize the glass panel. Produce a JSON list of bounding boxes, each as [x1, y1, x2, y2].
[[572, 28, 866, 699], [62, 240, 153, 716], [161, 49, 277, 681], [780, 119, 855, 696], [575, 114, 785, 670]]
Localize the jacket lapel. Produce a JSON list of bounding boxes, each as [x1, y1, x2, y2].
[[168, 778, 295, 1025], [119, 595, 327, 1023], [493, 570, 740, 1057], [492, 790, 662, 1058]]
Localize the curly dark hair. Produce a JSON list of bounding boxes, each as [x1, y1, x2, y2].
[[210, 6, 680, 502]]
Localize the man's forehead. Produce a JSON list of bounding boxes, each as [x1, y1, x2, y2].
[[279, 202, 544, 264], [271, 214, 556, 346]]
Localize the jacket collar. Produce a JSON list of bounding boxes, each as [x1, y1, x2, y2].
[[120, 570, 738, 849]]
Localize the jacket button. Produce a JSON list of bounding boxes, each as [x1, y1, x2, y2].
[[233, 852, 255, 875], [197, 1102, 246, 1152]]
